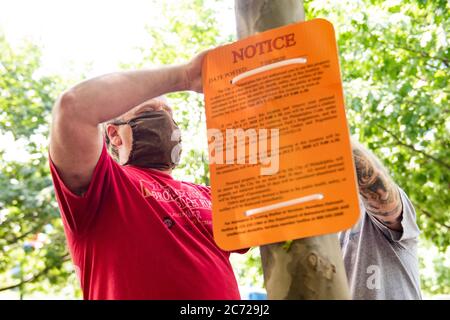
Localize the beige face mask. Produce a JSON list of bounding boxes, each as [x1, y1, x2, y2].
[[112, 110, 182, 170]]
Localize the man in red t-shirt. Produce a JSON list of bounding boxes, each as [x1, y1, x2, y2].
[[49, 51, 245, 299]]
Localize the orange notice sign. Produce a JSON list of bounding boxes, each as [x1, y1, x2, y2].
[[203, 19, 360, 251]]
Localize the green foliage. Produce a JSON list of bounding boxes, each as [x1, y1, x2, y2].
[[305, 0, 449, 294], [0, 35, 80, 298], [0, 0, 448, 297], [230, 247, 265, 288], [282, 240, 293, 252], [419, 242, 450, 296]]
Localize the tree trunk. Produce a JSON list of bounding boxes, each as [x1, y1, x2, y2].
[[234, 0, 351, 300]]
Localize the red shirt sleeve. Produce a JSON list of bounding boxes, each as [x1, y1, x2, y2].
[[49, 143, 116, 235]]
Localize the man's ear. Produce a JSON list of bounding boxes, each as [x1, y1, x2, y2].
[[106, 124, 123, 148]]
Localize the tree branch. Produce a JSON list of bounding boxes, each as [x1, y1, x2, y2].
[[2, 218, 51, 246], [375, 124, 450, 170], [0, 253, 71, 292], [397, 45, 450, 68], [416, 205, 450, 230], [366, 29, 449, 68]]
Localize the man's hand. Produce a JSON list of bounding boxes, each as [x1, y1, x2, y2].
[[183, 49, 211, 93], [351, 139, 403, 231]]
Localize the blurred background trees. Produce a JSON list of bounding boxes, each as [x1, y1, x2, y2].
[[0, 0, 448, 298], [0, 36, 80, 297]]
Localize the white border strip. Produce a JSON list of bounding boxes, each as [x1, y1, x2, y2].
[[244, 193, 324, 216], [231, 57, 307, 85]]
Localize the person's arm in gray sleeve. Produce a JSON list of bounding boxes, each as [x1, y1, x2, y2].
[[351, 139, 404, 232]]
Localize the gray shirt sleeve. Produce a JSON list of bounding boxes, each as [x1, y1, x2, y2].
[[366, 186, 421, 244], [340, 186, 422, 299]]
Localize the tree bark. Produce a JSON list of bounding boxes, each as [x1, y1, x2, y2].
[[234, 0, 351, 300]]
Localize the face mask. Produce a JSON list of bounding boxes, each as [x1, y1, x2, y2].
[[113, 110, 182, 169]]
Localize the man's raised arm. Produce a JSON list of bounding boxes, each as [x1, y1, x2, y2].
[[351, 139, 403, 231], [49, 51, 206, 195]]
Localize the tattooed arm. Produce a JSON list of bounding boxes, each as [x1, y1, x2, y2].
[[351, 139, 403, 232]]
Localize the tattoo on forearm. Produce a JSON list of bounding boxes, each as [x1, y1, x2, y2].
[[352, 143, 403, 229]]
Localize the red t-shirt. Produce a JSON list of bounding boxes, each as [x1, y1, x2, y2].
[[49, 144, 244, 300]]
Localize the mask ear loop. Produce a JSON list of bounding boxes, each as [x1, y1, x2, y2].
[[170, 126, 183, 168], [108, 118, 137, 166], [106, 119, 129, 163], [123, 119, 139, 166]]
